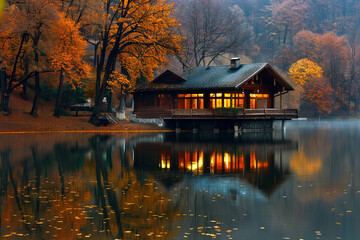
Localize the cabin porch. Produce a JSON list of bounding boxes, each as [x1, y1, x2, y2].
[[133, 108, 298, 120]]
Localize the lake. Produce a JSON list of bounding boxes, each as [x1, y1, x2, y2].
[[0, 120, 359, 239]]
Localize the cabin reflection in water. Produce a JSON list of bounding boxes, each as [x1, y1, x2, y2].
[[167, 150, 270, 175], [134, 134, 297, 195]]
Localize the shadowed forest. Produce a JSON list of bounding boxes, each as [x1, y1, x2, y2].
[[1, 0, 360, 120]]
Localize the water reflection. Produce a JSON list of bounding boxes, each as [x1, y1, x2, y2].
[[1, 120, 360, 239], [134, 133, 296, 196], [0, 134, 179, 239]]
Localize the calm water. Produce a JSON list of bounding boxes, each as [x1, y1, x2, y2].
[[0, 120, 360, 239]]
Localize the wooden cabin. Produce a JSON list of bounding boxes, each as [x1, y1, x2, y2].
[[133, 58, 298, 121]]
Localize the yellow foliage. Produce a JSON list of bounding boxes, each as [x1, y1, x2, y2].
[[0, 0, 5, 19], [289, 58, 323, 86]]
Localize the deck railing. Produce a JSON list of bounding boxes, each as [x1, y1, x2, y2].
[[171, 108, 298, 119]]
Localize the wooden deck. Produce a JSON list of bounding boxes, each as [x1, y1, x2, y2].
[[170, 108, 298, 120]]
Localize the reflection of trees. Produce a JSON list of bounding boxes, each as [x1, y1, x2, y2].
[[290, 149, 322, 178], [0, 135, 179, 239], [90, 135, 180, 239]]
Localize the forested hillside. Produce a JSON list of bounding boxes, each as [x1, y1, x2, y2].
[[173, 0, 360, 115]]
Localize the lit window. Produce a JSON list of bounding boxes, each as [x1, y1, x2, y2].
[[224, 99, 231, 108], [216, 98, 222, 108], [198, 99, 204, 109], [177, 93, 205, 109], [192, 99, 198, 109], [184, 99, 191, 109]]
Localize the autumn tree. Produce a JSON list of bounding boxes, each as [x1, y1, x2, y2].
[[318, 32, 349, 104], [88, 0, 181, 124], [289, 58, 334, 115], [0, 0, 59, 116], [0, 0, 90, 117], [302, 77, 334, 116], [45, 15, 91, 117], [293, 30, 320, 61], [289, 58, 323, 86], [346, 26, 360, 113], [174, 0, 253, 69], [269, 0, 308, 45]]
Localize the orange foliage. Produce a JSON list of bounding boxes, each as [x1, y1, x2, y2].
[[303, 77, 334, 115], [45, 14, 91, 88], [96, 0, 181, 93]]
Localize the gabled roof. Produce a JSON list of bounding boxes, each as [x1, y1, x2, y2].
[[135, 63, 294, 92], [152, 70, 186, 84]]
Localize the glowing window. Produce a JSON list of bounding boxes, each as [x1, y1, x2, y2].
[[250, 99, 256, 109], [192, 99, 198, 109], [184, 99, 191, 109], [224, 99, 231, 108], [216, 99, 223, 108], [198, 99, 204, 109]]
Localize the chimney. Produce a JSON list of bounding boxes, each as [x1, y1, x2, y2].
[[230, 57, 240, 69]]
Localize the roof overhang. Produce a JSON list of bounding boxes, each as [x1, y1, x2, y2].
[[235, 64, 294, 91]]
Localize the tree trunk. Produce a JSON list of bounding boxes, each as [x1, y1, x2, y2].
[[30, 72, 40, 118], [54, 69, 65, 117], [0, 70, 9, 114], [22, 60, 29, 100], [93, 43, 99, 67], [90, 53, 117, 124], [283, 24, 289, 44], [119, 91, 125, 111], [107, 91, 113, 113]]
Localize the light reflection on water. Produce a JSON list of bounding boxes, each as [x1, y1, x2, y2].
[[0, 120, 360, 239]]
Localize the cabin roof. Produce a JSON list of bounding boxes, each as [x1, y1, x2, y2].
[[136, 63, 294, 92]]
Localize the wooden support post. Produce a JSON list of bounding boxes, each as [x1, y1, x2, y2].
[[214, 121, 219, 133], [281, 119, 285, 132], [245, 92, 250, 109], [176, 121, 180, 132], [234, 122, 239, 132], [280, 93, 283, 109], [192, 121, 198, 133]]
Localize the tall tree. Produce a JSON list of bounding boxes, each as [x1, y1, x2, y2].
[[174, 0, 253, 69], [289, 58, 334, 115], [0, 0, 59, 116], [89, 0, 181, 124], [269, 0, 308, 45], [46, 15, 90, 117]]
